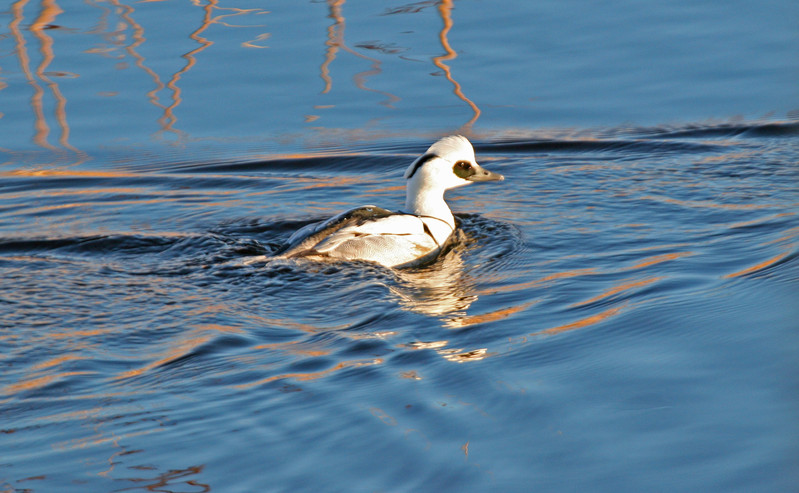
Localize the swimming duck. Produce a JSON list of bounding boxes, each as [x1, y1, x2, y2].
[[278, 135, 503, 268]]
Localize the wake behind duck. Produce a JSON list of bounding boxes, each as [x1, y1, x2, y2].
[[277, 135, 503, 268]]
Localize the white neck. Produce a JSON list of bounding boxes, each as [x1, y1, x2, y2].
[[404, 178, 455, 229]]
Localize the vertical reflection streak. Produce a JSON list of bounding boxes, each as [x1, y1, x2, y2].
[[10, 0, 55, 150], [107, 0, 167, 113], [320, 0, 344, 94], [31, 0, 80, 153], [321, 0, 400, 107], [433, 0, 480, 130], [158, 0, 217, 137], [84, 0, 111, 35]]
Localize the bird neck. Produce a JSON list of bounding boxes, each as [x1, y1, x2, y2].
[[404, 181, 455, 229]]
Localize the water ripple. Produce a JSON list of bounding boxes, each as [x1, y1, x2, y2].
[[1, 122, 797, 492]]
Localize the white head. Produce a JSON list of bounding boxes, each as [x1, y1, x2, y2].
[[404, 135, 503, 190], [403, 135, 503, 217]]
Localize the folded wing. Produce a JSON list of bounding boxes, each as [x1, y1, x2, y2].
[[279, 206, 441, 267]]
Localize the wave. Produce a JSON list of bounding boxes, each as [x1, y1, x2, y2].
[[630, 120, 799, 139], [112, 120, 796, 176]]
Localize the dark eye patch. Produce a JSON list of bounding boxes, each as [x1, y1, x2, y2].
[[453, 160, 475, 179]]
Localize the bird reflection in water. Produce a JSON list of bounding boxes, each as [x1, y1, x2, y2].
[[242, 239, 491, 362], [390, 243, 477, 318], [390, 244, 493, 363]]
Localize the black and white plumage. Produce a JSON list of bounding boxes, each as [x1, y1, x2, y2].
[[278, 135, 504, 268]]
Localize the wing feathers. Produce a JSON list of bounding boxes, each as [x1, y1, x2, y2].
[[280, 208, 444, 267]]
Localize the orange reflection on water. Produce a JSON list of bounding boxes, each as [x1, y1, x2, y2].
[[10, 0, 55, 151], [320, 0, 340, 94], [10, 0, 271, 144], [30, 353, 87, 371], [0, 168, 140, 178], [7, 0, 88, 162], [641, 194, 783, 211], [253, 340, 330, 358], [239, 312, 348, 334], [158, 0, 216, 138], [728, 212, 795, 231], [764, 225, 799, 246], [447, 300, 538, 328], [4, 370, 95, 394], [107, 0, 168, 114], [243, 174, 367, 205], [319, 0, 400, 109], [626, 251, 692, 270], [723, 250, 792, 278], [531, 304, 627, 337], [476, 268, 598, 296], [433, 0, 480, 131], [571, 276, 662, 307], [115, 322, 244, 380], [156, 2, 272, 136], [233, 357, 383, 390], [30, 0, 81, 154], [8, 0, 89, 163]]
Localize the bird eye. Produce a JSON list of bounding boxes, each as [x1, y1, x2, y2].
[[453, 160, 475, 179]]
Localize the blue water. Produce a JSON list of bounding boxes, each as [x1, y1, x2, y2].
[[2, 1, 798, 492]]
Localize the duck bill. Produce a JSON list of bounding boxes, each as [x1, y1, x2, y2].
[[466, 164, 504, 182]]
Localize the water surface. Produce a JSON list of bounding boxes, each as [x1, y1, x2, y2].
[[1, 1, 798, 492]]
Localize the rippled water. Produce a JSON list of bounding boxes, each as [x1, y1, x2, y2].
[[2, 0, 798, 491], [3, 122, 798, 491]]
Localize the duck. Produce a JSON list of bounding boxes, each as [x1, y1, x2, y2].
[[277, 135, 503, 268]]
